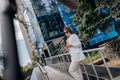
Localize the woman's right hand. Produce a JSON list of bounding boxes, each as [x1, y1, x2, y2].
[[64, 45, 69, 51]]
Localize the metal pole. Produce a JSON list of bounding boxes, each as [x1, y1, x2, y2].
[[1, 0, 23, 80], [82, 64, 90, 80], [45, 42, 51, 57], [100, 50, 113, 80], [87, 52, 99, 80]]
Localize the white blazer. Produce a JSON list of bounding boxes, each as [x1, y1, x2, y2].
[[67, 34, 85, 62]]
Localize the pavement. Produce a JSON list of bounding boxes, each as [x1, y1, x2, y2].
[[113, 76, 120, 80], [30, 65, 120, 80], [44, 66, 72, 80]]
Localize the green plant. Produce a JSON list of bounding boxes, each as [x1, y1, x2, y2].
[[82, 52, 101, 64], [21, 66, 31, 74], [25, 76, 31, 80], [70, 0, 120, 41], [90, 51, 98, 57]]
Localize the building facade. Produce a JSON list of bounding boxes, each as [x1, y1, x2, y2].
[[30, 0, 78, 57], [31, 0, 65, 41], [30, 0, 78, 42]]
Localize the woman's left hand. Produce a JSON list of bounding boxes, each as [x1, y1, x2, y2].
[[64, 46, 69, 50], [66, 44, 73, 48]]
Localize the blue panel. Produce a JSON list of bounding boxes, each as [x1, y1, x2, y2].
[[89, 30, 119, 45], [89, 19, 120, 45], [56, 2, 78, 33]]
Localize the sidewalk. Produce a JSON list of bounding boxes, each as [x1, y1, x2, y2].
[[44, 66, 72, 80]]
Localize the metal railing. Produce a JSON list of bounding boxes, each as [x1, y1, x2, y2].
[[37, 63, 49, 80], [48, 36, 66, 56], [45, 47, 114, 80]]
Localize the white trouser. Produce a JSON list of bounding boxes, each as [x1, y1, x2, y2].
[[69, 61, 83, 80]]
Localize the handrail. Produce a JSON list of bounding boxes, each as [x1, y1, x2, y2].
[[37, 63, 49, 80], [45, 47, 105, 59], [45, 47, 114, 80], [48, 36, 65, 56], [37, 63, 47, 74], [83, 47, 105, 53]]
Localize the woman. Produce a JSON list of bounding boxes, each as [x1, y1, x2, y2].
[[63, 27, 85, 80]]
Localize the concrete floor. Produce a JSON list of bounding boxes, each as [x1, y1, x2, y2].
[[44, 66, 72, 80]]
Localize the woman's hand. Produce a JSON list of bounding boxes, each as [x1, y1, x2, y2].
[[64, 45, 69, 50], [64, 44, 73, 50], [66, 44, 73, 48]]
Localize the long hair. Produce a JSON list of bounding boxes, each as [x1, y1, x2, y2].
[[63, 27, 73, 34]]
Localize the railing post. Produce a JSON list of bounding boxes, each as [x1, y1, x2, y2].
[[100, 50, 113, 80], [87, 52, 99, 80], [45, 47, 114, 80], [1, 0, 23, 80], [45, 42, 51, 57], [82, 64, 90, 80]]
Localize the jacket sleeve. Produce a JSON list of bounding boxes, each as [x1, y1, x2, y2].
[[71, 34, 82, 48]]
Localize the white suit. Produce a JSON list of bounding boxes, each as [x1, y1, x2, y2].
[[67, 34, 85, 80]]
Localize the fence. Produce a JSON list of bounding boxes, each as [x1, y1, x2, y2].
[[37, 63, 49, 80], [30, 62, 49, 80], [45, 47, 115, 80]]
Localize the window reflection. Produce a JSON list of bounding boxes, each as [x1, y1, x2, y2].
[[31, 0, 65, 41]]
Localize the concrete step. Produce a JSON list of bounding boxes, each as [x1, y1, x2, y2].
[[31, 67, 48, 80], [47, 62, 120, 80], [44, 66, 72, 80], [83, 65, 120, 79], [113, 76, 120, 80]]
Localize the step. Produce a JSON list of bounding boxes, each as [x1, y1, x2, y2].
[[113, 76, 120, 80], [44, 66, 72, 80]]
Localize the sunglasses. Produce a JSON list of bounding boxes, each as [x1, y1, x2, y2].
[[64, 31, 69, 34]]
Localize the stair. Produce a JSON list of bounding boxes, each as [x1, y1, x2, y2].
[[113, 76, 120, 80], [44, 66, 72, 80]]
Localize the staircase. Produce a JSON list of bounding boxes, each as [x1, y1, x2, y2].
[[44, 66, 72, 80], [44, 47, 120, 80]]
